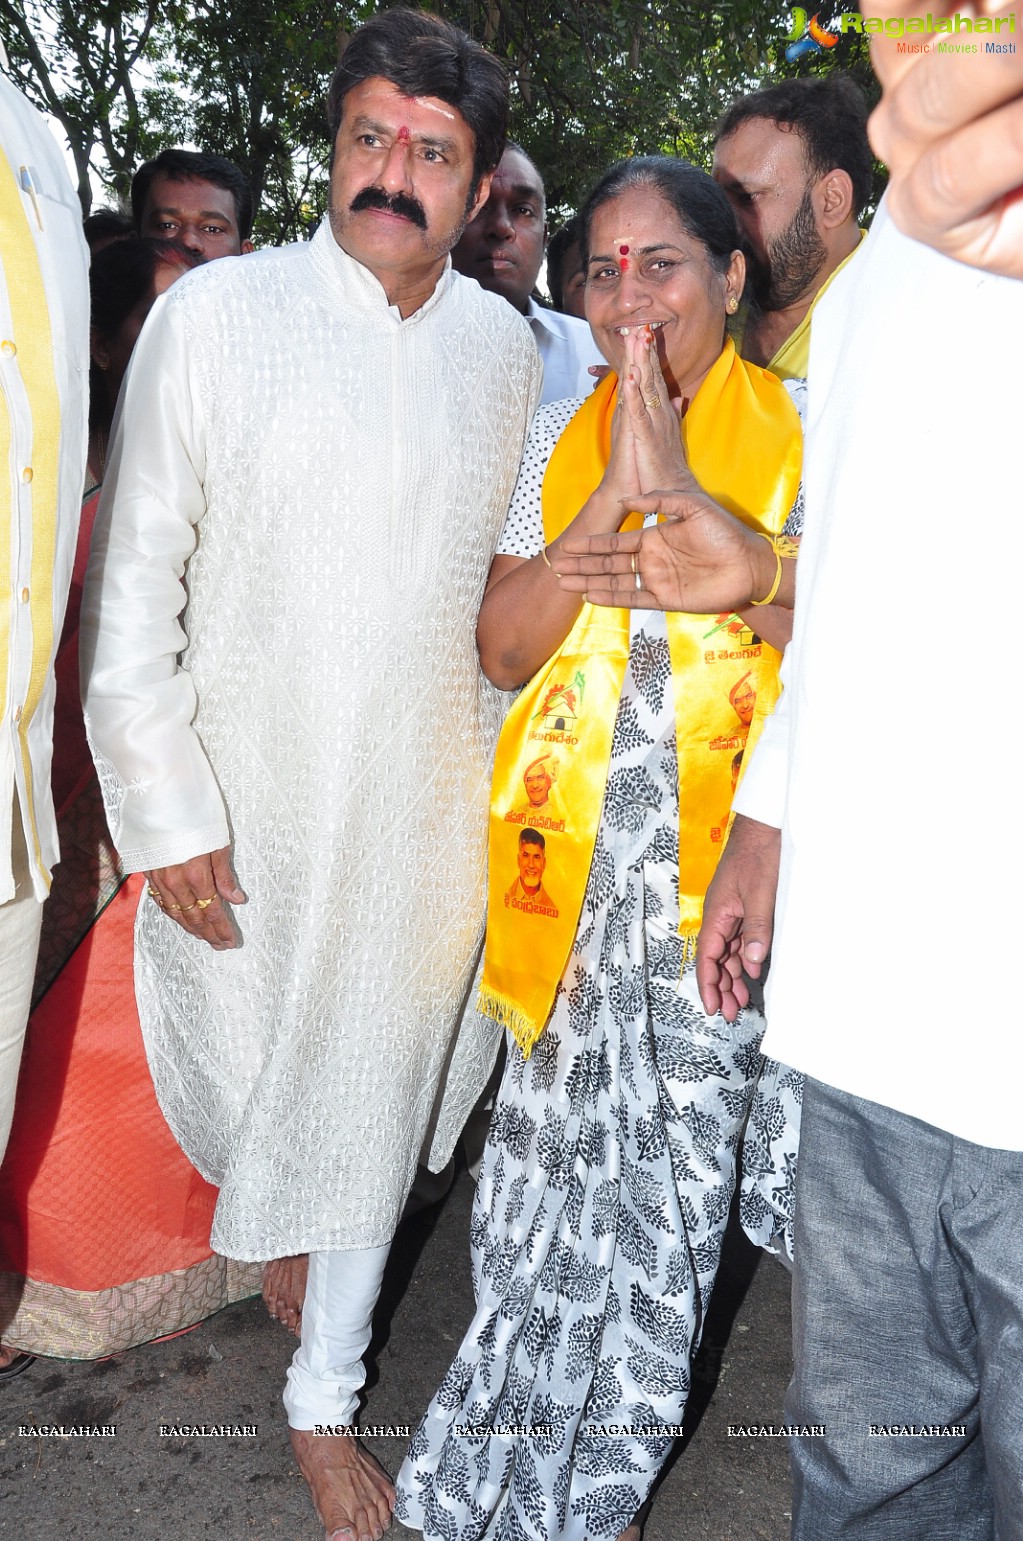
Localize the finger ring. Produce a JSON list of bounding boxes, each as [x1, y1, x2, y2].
[[630, 552, 638, 575], [146, 885, 161, 901], [634, 568, 643, 591], [170, 900, 199, 913], [195, 897, 215, 909], [645, 396, 660, 411]]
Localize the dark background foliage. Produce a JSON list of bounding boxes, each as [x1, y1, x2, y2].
[[0, 1, 882, 247]]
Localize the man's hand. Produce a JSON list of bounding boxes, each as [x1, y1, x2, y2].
[[145, 846, 246, 951], [555, 489, 786, 613], [697, 815, 781, 1023], [869, 2, 1023, 278]]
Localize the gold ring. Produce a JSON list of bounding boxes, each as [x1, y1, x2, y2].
[[169, 900, 199, 913], [195, 897, 216, 910], [146, 885, 161, 901], [645, 395, 661, 411], [630, 552, 638, 575]]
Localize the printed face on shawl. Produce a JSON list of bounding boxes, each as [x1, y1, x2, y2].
[[329, 77, 490, 293], [523, 766, 552, 807], [584, 186, 744, 404], [517, 837, 546, 893]]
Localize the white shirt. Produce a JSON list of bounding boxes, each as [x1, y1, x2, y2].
[[81, 221, 542, 1255], [734, 199, 1023, 1150], [526, 299, 604, 404], [0, 75, 89, 900]]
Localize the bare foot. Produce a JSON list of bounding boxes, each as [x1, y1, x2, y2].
[[263, 1254, 308, 1336], [290, 1428, 394, 1541]]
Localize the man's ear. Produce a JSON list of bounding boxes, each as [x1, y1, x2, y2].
[[466, 169, 494, 225], [90, 325, 110, 371], [241, 238, 255, 255], [817, 168, 854, 230]]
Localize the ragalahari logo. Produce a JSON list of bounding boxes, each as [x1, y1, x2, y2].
[[784, 8, 841, 60], [784, 6, 1017, 53]]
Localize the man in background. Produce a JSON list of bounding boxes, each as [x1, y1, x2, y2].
[[131, 146, 254, 260], [453, 140, 602, 401], [554, 9, 1023, 1533], [713, 76, 871, 379]]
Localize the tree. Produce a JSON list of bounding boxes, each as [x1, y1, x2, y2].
[[1, 0, 881, 240], [149, 0, 350, 245], [439, 0, 796, 216], [0, 0, 179, 213]]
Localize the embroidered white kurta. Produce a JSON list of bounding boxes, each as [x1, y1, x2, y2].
[[81, 219, 541, 1258]]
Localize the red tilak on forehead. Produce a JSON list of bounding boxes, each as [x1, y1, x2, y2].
[[397, 124, 411, 143], [620, 258, 630, 271]]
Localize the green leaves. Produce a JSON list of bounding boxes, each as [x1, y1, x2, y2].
[[0, 0, 882, 243]]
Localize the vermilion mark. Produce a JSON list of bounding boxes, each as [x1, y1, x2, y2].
[[397, 124, 411, 143]]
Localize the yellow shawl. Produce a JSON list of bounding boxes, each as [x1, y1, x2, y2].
[[480, 339, 802, 1054]]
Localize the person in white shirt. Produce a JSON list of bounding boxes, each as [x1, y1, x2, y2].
[[548, 5, 1023, 1533], [452, 141, 603, 402], [80, 11, 541, 1538], [0, 71, 89, 1165]]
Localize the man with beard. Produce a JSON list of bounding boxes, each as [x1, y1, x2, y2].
[[713, 77, 871, 380], [81, 9, 540, 1537]]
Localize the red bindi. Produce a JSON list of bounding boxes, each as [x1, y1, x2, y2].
[[397, 124, 411, 143], [619, 258, 630, 271], [619, 244, 629, 255]]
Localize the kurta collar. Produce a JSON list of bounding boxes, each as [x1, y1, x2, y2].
[[308, 214, 454, 327]]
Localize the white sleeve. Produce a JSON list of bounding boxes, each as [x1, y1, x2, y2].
[[80, 291, 230, 872], [494, 396, 582, 558], [730, 377, 807, 829], [731, 646, 791, 831]]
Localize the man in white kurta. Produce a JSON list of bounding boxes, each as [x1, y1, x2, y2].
[[556, 27, 1023, 1537], [81, 11, 540, 1535]]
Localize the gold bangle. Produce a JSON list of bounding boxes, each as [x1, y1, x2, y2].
[[540, 542, 560, 571], [751, 534, 783, 607]]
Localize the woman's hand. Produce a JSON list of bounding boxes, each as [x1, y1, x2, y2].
[[554, 489, 792, 615], [618, 326, 691, 495]]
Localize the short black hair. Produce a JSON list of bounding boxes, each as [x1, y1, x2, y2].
[[82, 207, 136, 252], [326, 8, 509, 200], [131, 148, 254, 240], [546, 213, 582, 312], [715, 77, 872, 219], [520, 828, 545, 851], [89, 238, 202, 435], [502, 140, 545, 204], [579, 157, 747, 299]]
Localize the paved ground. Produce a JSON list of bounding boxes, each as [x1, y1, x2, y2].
[[0, 1166, 793, 1540]]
